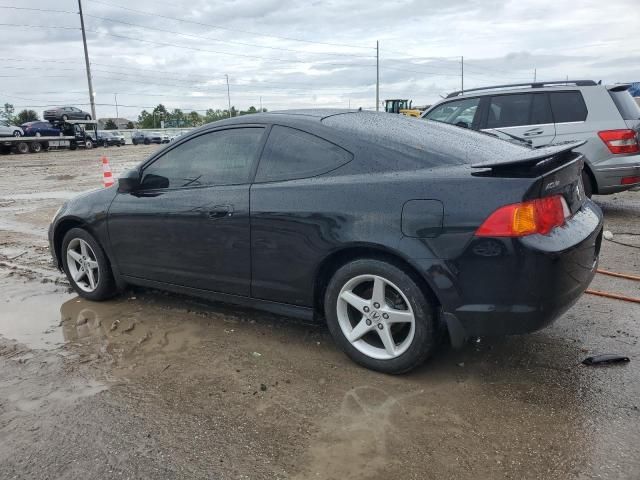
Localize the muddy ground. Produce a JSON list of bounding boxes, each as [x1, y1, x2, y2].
[[0, 146, 638, 479]]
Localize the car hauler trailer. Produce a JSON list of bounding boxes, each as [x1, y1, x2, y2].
[[0, 119, 98, 155]]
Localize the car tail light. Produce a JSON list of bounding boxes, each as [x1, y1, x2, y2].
[[621, 175, 640, 185], [597, 129, 640, 154], [476, 195, 569, 237]]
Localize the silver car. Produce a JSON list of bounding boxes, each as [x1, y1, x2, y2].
[[0, 120, 23, 137], [421, 80, 640, 196]]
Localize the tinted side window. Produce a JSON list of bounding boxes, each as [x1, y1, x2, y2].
[[424, 98, 480, 128], [486, 94, 532, 128], [530, 94, 553, 124], [255, 125, 352, 183], [549, 91, 587, 122], [141, 128, 264, 189]]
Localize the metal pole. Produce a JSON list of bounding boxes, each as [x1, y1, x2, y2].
[[461, 56, 464, 94], [225, 74, 232, 118], [78, 0, 96, 120], [533, 68, 537, 82], [376, 40, 379, 111], [259, 96, 262, 112], [114, 93, 119, 118]]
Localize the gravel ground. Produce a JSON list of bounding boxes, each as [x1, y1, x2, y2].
[[0, 147, 638, 479]]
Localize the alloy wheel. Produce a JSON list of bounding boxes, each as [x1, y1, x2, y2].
[[66, 238, 100, 292], [336, 274, 415, 360]]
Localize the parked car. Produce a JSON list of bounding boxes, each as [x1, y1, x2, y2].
[[109, 131, 126, 145], [49, 110, 603, 374], [132, 131, 170, 145], [421, 80, 640, 196], [0, 120, 23, 137], [43, 106, 92, 122], [21, 121, 62, 137], [170, 131, 189, 142], [96, 131, 124, 147]]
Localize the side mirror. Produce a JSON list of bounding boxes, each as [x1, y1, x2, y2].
[[117, 169, 140, 193]]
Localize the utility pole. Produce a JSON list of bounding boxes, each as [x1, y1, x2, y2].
[[259, 96, 262, 112], [78, 0, 96, 120], [461, 56, 464, 94], [533, 68, 537, 82], [114, 93, 119, 118], [376, 40, 379, 111], [225, 74, 232, 118]]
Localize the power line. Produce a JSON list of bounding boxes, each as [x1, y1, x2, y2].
[[0, 5, 75, 14], [86, 0, 375, 50]]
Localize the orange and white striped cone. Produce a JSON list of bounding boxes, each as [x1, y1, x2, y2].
[[101, 156, 114, 187]]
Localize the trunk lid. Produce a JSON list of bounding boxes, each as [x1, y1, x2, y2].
[[472, 141, 587, 214]]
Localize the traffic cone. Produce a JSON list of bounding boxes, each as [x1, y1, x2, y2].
[[101, 156, 114, 187]]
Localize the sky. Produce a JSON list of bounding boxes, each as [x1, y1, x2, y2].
[[1, 0, 639, 121]]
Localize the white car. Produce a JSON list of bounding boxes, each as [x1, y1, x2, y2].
[[0, 120, 23, 137]]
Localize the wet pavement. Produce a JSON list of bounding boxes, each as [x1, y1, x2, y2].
[[0, 148, 639, 479]]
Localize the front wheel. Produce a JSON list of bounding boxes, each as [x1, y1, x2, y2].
[[85, 139, 93, 149], [143, 138, 150, 145], [61, 228, 117, 300], [85, 115, 92, 120], [13, 130, 22, 137], [324, 259, 438, 374]]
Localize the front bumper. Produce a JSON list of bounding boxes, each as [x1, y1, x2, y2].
[[441, 200, 603, 339], [592, 153, 640, 194]]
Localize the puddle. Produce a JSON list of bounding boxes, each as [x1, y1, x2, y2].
[[0, 276, 72, 350]]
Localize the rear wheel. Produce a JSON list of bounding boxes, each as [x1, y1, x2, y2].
[[85, 115, 91, 120], [29, 142, 42, 153], [12, 130, 21, 137], [16, 142, 29, 154], [581, 169, 593, 198], [324, 259, 438, 374], [144, 138, 150, 145], [61, 228, 117, 301], [85, 139, 93, 149]]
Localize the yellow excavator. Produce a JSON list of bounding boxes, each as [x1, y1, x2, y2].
[[383, 99, 423, 118]]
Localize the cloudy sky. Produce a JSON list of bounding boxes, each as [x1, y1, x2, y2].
[[1, 0, 639, 120]]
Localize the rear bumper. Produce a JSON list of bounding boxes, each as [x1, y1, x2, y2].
[[441, 200, 603, 339], [592, 153, 640, 194]]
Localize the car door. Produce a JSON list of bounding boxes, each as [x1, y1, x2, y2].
[[480, 93, 556, 147], [108, 126, 266, 295]]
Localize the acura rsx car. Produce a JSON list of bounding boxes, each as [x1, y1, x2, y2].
[[49, 110, 603, 373]]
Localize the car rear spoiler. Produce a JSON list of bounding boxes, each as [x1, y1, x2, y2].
[[471, 140, 586, 171]]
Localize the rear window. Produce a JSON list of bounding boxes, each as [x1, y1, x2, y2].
[[255, 125, 352, 182], [322, 112, 473, 166], [549, 91, 588, 123], [609, 90, 640, 120]]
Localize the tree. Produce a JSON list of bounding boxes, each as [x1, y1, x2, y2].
[[104, 119, 118, 130], [137, 110, 154, 129], [126, 121, 135, 129], [1, 103, 15, 123], [239, 106, 258, 116], [187, 111, 202, 127], [14, 109, 39, 124]]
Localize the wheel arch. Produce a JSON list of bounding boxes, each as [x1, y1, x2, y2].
[[53, 217, 86, 268], [582, 162, 598, 195], [313, 243, 443, 320]]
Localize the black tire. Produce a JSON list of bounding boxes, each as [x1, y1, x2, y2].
[[29, 142, 42, 153], [61, 114, 68, 122], [85, 115, 91, 120], [324, 259, 438, 374], [143, 138, 150, 145], [581, 169, 593, 198], [61, 228, 117, 301], [13, 130, 22, 137], [16, 142, 29, 154], [85, 139, 93, 149]]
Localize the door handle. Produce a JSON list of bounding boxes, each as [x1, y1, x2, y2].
[[207, 205, 233, 219], [523, 128, 544, 137]]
